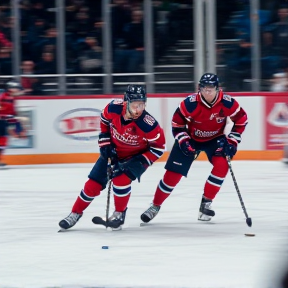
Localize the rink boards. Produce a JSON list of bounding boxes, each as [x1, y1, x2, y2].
[[3, 92, 288, 165]]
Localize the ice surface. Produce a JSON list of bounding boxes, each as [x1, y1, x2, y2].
[[0, 161, 288, 288]]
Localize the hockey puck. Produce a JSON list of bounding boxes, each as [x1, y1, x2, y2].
[[244, 233, 255, 237], [102, 246, 109, 249]]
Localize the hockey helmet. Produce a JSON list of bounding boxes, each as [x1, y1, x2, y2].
[[199, 73, 219, 89], [124, 84, 147, 103], [6, 80, 23, 91]]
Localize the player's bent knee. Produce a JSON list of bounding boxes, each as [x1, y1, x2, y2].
[[212, 156, 229, 174], [113, 173, 131, 186], [84, 179, 102, 197]]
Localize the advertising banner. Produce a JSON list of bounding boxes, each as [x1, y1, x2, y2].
[[266, 96, 288, 154]]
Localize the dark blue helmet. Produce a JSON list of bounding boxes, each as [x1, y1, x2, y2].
[[199, 73, 219, 89], [124, 84, 147, 102], [6, 80, 23, 90]]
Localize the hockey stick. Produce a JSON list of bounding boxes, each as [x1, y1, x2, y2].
[[92, 158, 114, 228], [105, 158, 113, 225], [227, 156, 252, 227]]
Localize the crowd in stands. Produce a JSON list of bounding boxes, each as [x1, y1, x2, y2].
[[218, 0, 288, 91], [0, 0, 287, 94]]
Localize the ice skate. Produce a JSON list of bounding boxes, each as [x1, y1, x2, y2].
[[59, 212, 82, 230], [198, 197, 215, 221], [141, 204, 161, 223], [107, 208, 127, 230]]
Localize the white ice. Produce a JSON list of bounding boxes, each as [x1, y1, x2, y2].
[[0, 161, 288, 288]]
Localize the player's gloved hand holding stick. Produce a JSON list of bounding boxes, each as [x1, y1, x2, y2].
[[112, 154, 150, 182], [176, 132, 196, 157], [216, 135, 237, 159], [98, 132, 117, 164]]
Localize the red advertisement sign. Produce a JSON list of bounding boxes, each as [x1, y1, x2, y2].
[[265, 96, 288, 150]]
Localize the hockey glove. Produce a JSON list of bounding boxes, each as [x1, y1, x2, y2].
[[176, 132, 196, 157], [217, 137, 237, 159], [98, 133, 117, 163], [113, 154, 150, 182]]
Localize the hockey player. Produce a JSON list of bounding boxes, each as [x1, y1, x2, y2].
[[59, 84, 165, 230], [141, 73, 248, 223], [0, 80, 24, 166]]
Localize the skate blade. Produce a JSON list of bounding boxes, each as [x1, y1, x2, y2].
[[111, 226, 122, 231], [198, 213, 212, 221]]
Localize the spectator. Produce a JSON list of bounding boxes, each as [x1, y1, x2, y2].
[[89, 20, 103, 47], [35, 52, 57, 95], [0, 30, 12, 49], [73, 8, 91, 41], [31, 26, 57, 63], [114, 9, 144, 74], [111, 0, 131, 49], [36, 51, 56, 74], [0, 16, 13, 44], [261, 30, 281, 79], [77, 36, 102, 74], [0, 47, 12, 75], [27, 18, 46, 46], [30, 1, 49, 23], [226, 35, 252, 90], [273, 6, 288, 60], [20, 0, 32, 33], [21, 60, 40, 95], [76, 36, 103, 92]]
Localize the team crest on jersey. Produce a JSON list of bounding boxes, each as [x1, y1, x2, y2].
[[126, 126, 136, 134], [216, 117, 225, 123], [223, 94, 232, 102], [143, 114, 155, 126], [188, 94, 197, 102], [216, 108, 225, 123], [210, 113, 218, 120]]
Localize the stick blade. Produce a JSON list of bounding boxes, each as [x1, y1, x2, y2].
[[92, 216, 107, 227], [246, 217, 252, 227]]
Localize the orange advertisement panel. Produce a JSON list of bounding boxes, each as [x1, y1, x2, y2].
[[266, 95, 288, 150]]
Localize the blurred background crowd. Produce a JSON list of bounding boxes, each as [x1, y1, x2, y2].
[[0, 0, 288, 95]]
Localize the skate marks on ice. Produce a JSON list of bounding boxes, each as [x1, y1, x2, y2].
[[0, 161, 288, 288]]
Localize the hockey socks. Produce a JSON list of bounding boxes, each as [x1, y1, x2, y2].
[[113, 174, 132, 212], [153, 170, 182, 206], [72, 179, 102, 214], [203, 156, 228, 200]]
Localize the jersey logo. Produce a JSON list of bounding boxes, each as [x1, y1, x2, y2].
[[111, 125, 139, 146], [216, 109, 225, 123], [194, 129, 219, 137], [216, 117, 225, 123], [143, 114, 155, 126], [188, 94, 197, 102], [210, 113, 218, 120], [223, 94, 232, 102], [125, 126, 136, 134]]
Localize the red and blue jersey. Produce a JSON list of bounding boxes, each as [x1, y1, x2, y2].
[[172, 90, 248, 145], [100, 99, 165, 163]]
